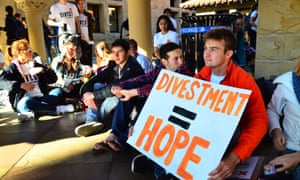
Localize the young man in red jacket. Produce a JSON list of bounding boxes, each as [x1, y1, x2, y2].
[[194, 28, 268, 180]]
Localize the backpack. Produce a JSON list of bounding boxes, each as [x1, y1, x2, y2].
[[244, 14, 251, 32], [255, 77, 276, 107], [244, 10, 257, 32]]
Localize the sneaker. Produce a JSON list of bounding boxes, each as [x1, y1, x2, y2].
[[131, 154, 154, 174], [74, 121, 104, 137], [56, 104, 75, 114], [17, 112, 35, 123]]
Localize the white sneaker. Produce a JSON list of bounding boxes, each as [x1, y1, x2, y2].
[[74, 121, 104, 137], [17, 112, 35, 123], [56, 104, 75, 114]]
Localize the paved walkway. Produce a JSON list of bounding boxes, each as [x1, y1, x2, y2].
[[0, 89, 276, 180], [0, 102, 154, 180]]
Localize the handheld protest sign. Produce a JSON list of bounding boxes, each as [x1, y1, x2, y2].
[[127, 69, 251, 180]]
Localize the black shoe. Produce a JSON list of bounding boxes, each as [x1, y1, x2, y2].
[[131, 154, 154, 174], [158, 174, 178, 180]]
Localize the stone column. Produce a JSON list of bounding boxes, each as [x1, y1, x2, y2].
[[128, 0, 152, 59], [255, 0, 300, 78], [15, 0, 55, 62]]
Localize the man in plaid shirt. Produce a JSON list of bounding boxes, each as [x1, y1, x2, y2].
[[93, 42, 191, 152]]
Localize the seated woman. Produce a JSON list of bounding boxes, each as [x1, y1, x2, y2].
[[0, 39, 73, 122], [266, 58, 300, 180], [94, 41, 112, 71], [51, 36, 91, 100]]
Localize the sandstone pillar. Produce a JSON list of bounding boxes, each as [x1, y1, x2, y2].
[[128, 0, 152, 59], [255, 0, 300, 78], [15, 0, 55, 62]]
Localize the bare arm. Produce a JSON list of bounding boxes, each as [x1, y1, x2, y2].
[[271, 128, 286, 152], [47, 18, 63, 28], [208, 152, 240, 180], [75, 16, 81, 35], [267, 151, 300, 174], [154, 47, 160, 59]]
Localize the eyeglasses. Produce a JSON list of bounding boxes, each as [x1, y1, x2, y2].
[[20, 48, 32, 53], [67, 47, 77, 51]]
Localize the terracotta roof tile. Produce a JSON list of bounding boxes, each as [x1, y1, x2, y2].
[[180, 0, 248, 9]]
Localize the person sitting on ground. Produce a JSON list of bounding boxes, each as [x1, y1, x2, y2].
[[128, 39, 153, 73], [74, 39, 144, 137], [132, 28, 268, 180], [93, 42, 191, 153], [51, 36, 91, 100], [94, 41, 112, 71], [192, 28, 267, 180], [0, 39, 74, 122], [265, 58, 300, 180]]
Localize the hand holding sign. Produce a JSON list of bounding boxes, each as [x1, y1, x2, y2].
[[127, 70, 251, 180]]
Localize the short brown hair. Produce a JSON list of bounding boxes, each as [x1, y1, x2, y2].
[[204, 28, 236, 52]]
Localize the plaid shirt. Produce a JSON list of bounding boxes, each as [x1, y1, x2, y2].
[[119, 65, 192, 98]]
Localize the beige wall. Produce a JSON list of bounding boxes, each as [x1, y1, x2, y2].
[[256, 0, 300, 79]]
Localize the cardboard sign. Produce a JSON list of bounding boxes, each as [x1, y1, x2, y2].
[[127, 70, 251, 180]]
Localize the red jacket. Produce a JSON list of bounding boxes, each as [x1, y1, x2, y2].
[[194, 60, 268, 162]]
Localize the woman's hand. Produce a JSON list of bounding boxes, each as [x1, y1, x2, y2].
[[208, 152, 240, 180], [21, 82, 35, 91], [268, 152, 300, 174], [271, 128, 286, 152]]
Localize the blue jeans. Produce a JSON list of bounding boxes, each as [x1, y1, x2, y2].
[[85, 83, 118, 122], [111, 96, 146, 147], [17, 87, 64, 115]]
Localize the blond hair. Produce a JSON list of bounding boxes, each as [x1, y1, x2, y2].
[[295, 58, 300, 76], [11, 39, 29, 58], [95, 41, 112, 67]]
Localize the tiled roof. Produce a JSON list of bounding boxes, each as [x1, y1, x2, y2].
[[180, 0, 252, 9]]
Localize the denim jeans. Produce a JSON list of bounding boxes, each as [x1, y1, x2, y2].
[[85, 83, 119, 123], [111, 95, 146, 147], [17, 87, 64, 115]]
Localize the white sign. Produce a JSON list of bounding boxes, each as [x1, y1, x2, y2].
[[127, 70, 251, 180]]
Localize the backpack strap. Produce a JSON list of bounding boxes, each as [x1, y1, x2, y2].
[[292, 71, 300, 104]]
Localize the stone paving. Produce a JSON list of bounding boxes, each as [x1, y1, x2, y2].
[[0, 91, 154, 180]]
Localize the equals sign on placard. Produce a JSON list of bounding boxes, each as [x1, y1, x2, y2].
[[168, 105, 197, 130]]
